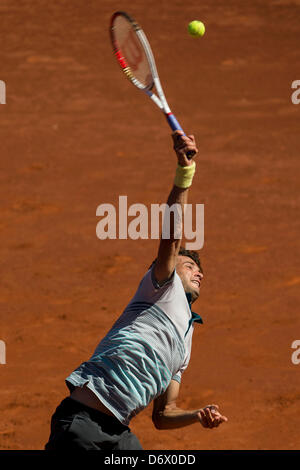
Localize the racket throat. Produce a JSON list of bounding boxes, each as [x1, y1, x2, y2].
[[153, 77, 170, 113]]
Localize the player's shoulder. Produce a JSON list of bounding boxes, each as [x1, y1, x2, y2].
[[131, 265, 182, 303]]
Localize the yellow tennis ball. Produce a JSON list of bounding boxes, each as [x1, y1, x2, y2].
[[188, 20, 205, 37]]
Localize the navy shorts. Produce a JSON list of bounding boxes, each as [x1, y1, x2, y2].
[[45, 397, 143, 451]]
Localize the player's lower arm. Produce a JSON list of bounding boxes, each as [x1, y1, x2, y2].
[[154, 405, 228, 430], [165, 161, 196, 242], [165, 184, 189, 240], [154, 406, 200, 430]]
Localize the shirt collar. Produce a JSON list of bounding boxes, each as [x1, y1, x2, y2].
[[185, 293, 203, 324]]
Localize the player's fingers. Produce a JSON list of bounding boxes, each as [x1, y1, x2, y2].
[[212, 412, 224, 425], [198, 409, 227, 429], [197, 410, 209, 428], [174, 140, 188, 149], [215, 417, 227, 428], [220, 415, 228, 423], [172, 130, 184, 136], [187, 145, 198, 156], [174, 143, 197, 156], [211, 418, 220, 428], [208, 405, 228, 424], [203, 407, 215, 428], [172, 132, 194, 146], [171, 130, 184, 142], [186, 148, 198, 159], [208, 404, 220, 415], [209, 404, 219, 410], [214, 414, 228, 425], [175, 140, 197, 153], [181, 136, 196, 148], [173, 133, 198, 161]]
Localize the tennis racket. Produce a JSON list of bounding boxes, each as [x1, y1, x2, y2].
[[110, 11, 195, 159]]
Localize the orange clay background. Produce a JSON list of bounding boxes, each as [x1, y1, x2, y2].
[[0, 0, 300, 450]]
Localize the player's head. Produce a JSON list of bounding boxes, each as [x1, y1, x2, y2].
[[175, 248, 203, 303], [149, 247, 203, 303]]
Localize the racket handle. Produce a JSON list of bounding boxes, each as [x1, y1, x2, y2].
[[165, 113, 195, 159]]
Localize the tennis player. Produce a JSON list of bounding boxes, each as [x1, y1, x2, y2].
[[45, 131, 227, 451]]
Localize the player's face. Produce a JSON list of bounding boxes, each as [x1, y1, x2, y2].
[[176, 256, 203, 303]]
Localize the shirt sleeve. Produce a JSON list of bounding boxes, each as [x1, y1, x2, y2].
[[150, 265, 175, 289], [132, 265, 177, 304], [171, 347, 191, 384], [171, 372, 182, 384]]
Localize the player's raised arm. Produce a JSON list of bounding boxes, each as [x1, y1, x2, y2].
[[153, 131, 198, 284]]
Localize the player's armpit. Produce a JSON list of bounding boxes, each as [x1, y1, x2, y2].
[[151, 263, 175, 289]]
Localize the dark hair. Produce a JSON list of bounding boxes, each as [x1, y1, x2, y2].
[[149, 247, 203, 273]]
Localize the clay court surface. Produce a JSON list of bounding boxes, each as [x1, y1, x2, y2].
[[0, 0, 300, 450]]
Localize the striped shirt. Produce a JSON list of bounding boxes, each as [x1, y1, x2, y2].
[[65, 266, 203, 425]]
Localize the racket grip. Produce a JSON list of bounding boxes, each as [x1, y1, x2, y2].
[[165, 113, 195, 159], [166, 113, 184, 133]]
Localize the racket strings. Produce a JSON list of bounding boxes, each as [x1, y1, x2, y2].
[[112, 15, 153, 90]]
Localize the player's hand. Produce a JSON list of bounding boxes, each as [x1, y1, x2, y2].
[[172, 130, 198, 167], [197, 405, 228, 429]]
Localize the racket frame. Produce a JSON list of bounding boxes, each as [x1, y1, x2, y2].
[[110, 11, 193, 148]]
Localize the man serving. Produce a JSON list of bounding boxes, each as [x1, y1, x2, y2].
[[45, 131, 227, 450]]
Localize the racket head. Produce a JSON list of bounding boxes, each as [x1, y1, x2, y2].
[[110, 11, 155, 91]]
